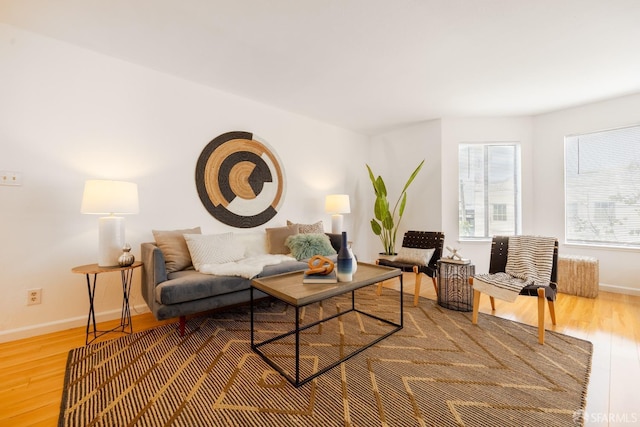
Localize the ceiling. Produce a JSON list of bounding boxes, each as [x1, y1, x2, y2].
[[2, 0, 640, 135]]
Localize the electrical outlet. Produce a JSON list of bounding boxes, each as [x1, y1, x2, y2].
[[0, 170, 22, 186], [27, 288, 42, 305]]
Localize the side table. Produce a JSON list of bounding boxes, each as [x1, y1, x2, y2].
[[437, 260, 475, 312], [71, 261, 142, 345]]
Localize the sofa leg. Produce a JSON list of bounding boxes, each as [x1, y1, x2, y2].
[[179, 316, 186, 336]]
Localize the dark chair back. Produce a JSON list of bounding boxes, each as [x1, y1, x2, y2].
[[402, 231, 445, 271]]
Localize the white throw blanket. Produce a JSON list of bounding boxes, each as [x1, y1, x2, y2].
[[198, 254, 297, 279], [473, 236, 556, 302]]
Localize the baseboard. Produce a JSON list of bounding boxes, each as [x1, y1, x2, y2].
[[599, 283, 640, 296], [0, 303, 151, 344]]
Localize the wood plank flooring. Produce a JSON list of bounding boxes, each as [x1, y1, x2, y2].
[[1, 274, 639, 426]]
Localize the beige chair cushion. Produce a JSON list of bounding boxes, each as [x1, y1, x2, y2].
[[394, 247, 435, 266]]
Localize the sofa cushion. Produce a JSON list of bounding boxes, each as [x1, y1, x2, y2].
[[265, 224, 299, 254], [184, 233, 245, 270], [286, 220, 324, 234], [157, 259, 310, 305], [157, 270, 249, 305], [234, 231, 268, 257], [285, 233, 337, 261], [324, 233, 342, 252], [152, 227, 201, 273]]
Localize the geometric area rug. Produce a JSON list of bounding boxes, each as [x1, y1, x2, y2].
[[59, 287, 592, 426]]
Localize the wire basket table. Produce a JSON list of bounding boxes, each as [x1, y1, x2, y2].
[[437, 260, 474, 312]]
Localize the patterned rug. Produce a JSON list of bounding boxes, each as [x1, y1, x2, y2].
[[59, 288, 592, 426]]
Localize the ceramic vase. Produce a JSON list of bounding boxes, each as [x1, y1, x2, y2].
[[118, 243, 135, 267], [348, 242, 357, 274], [337, 231, 353, 282]]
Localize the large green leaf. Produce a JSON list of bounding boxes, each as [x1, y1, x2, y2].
[[374, 196, 389, 221], [398, 192, 407, 217], [370, 219, 382, 235], [400, 159, 424, 194], [366, 164, 376, 186], [382, 215, 394, 230], [374, 176, 387, 197]]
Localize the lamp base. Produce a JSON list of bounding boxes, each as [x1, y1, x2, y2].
[[98, 216, 125, 267], [331, 214, 344, 234]]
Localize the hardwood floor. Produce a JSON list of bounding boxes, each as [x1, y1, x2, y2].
[[1, 274, 639, 426]]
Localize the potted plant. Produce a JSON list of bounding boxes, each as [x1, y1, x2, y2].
[[366, 160, 425, 256]]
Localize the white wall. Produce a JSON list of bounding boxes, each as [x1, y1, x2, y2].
[[0, 24, 368, 342], [532, 93, 640, 294]]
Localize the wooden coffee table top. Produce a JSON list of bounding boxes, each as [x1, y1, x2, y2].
[[251, 262, 401, 306]]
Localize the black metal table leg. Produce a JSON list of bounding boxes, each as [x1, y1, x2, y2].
[[120, 268, 134, 333], [85, 273, 99, 345], [72, 262, 142, 346]]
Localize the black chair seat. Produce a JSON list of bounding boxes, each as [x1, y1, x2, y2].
[[377, 259, 436, 278], [520, 283, 557, 301]]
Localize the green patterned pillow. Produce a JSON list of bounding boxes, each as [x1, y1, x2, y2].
[[285, 233, 336, 261]]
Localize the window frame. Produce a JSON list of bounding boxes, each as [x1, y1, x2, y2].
[[458, 142, 522, 241], [564, 124, 640, 249]]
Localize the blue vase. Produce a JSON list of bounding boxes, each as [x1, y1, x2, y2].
[[337, 231, 353, 282]]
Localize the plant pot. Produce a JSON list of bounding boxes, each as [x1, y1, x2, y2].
[[378, 253, 397, 261]]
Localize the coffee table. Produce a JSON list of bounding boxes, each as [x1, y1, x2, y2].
[[250, 262, 402, 387]]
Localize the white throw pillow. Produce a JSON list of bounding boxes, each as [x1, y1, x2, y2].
[[234, 231, 268, 257], [393, 247, 435, 266], [183, 233, 245, 271]]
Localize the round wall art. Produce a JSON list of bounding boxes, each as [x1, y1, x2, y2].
[[195, 131, 286, 228]]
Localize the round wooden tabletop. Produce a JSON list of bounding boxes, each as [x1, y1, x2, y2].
[[71, 261, 143, 275]]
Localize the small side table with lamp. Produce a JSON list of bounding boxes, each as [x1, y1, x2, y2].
[[76, 179, 140, 344], [72, 261, 142, 345]]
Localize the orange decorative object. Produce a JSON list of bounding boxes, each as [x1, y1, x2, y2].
[[305, 255, 335, 275]]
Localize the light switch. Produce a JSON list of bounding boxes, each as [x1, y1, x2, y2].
[[0, 171, 22, 186]]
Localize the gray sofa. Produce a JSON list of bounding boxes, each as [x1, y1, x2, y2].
[[141, 232, 341, 334]]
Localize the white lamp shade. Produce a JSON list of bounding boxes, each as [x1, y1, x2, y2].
[[81, 180, 139, 215], [325, 194, 351, 214], [81, 180, 139, 266], [325, 194, 350, 234]]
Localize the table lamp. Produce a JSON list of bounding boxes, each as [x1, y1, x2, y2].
[[325, 194, 350, 234], [81, 180, 139, 267]]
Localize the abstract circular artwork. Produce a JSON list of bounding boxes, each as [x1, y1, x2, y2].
[[195, 131, 286, 228]]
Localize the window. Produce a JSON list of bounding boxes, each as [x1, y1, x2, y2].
[[565, 125, 640, 247], [492, 204, 507, 221], [458, 143, 521, 239]]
